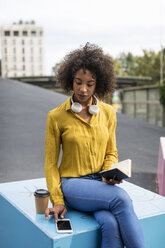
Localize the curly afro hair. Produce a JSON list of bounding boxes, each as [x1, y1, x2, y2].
[[56, 43, 116, 98]]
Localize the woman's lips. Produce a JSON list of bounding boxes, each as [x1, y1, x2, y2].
[[78, 94, 88, 98]]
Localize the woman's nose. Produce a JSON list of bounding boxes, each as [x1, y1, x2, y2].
[[80, 84, 87, 93]]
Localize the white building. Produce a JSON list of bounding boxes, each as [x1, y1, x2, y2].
[[1, 22, 46, 77]]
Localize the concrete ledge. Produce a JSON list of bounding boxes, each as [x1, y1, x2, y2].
[[0, 178, 165, 248]]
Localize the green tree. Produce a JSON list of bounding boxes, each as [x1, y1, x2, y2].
[[113, 52, 138, 77], [134, 50, 161, 83], [113, 58, 122, 76], [118, 52, 136, 76], [114, 49, 165, 85]]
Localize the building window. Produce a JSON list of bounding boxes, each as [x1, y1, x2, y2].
[[4, 39, 7, 45], [14, 31, 19, 36], [31, 31, 36, 36], [40, 31, 43, 36], [5, 56, 7, 62], [13, 39, 16, 45], [22, 40, 25, 45], [23, 31, 28, 36], [5, 48, 7, 54], [22, 57, 25, 62], [22, 48, 25, 54], [13, 47, 16, 54], [4, 31, 10, 36], [23, 65, 25, 71]]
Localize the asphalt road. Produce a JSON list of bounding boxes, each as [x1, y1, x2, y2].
[[0, 77, 165, 193]]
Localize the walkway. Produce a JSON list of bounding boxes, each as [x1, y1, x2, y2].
[[0, 77, 164, 192]]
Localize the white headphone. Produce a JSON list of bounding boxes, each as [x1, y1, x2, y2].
[[71, 95, 99, 115]]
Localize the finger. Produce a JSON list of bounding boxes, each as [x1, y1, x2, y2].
[[61, 208, 67, 219], [108, 179, 114, 185], [55, 212, 58, 223], [45, 208, 50, 220], [102, 177, 106, 182], [103, 177, 110, 184], [114, 179, 122, 184], [113, 180, 120, 184], [111, 179, 119, 185]]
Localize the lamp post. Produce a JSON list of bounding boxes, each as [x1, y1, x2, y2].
[[160, 0, 164, 86], [160, 47, 164, 86]]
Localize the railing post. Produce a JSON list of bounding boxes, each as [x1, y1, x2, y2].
[[163, 105, 165, 127]]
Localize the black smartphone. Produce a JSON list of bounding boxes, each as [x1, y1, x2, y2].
[[56, 219, 73, 233]]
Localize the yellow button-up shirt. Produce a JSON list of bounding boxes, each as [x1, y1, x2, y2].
[[44, 97, 118, 205]]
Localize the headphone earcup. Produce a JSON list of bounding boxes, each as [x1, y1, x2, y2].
[[88, 105, 100, 115], [71, 95, 99, 114], [71, 102, 82, 113]]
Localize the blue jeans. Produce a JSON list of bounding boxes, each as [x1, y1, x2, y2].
[[61, 173, 145, 248]]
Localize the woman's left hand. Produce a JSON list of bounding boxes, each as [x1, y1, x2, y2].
[[102, 176, 123, 185]]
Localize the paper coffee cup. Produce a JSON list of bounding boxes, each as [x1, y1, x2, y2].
[[34, 189, 50, 214]]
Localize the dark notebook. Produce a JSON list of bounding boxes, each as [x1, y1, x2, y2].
[[99, 159, 132, 181]]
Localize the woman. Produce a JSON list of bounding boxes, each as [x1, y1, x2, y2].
[[44, 43, 145, 248]]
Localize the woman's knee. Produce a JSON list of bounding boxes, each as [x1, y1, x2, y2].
[[110, 188, 133, 211]]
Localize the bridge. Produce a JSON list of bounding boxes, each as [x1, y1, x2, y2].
[[9, 75, 152, 89]]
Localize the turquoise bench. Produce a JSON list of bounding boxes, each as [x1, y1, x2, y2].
[[0, 178, 165, 248]]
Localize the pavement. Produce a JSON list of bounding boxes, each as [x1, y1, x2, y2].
[[0, 77, 165, 193]]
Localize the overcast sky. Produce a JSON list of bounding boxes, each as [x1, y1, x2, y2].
[[0, 0, 165, 74]]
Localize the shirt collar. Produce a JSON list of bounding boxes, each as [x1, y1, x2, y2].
[[65, 97, 72, 111]]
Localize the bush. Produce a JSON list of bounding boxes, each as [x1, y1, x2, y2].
[[158, 84, 165, 105]]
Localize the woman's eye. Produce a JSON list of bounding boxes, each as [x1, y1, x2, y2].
[[76, 82, 81, 85], [87, 84, 93, 87]]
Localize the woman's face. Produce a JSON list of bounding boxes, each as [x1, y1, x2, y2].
[[73, 69, 96, 105]]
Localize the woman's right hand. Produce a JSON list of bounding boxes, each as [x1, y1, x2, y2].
[[45, 204, 67, 223], [102, 176, 123, 185]]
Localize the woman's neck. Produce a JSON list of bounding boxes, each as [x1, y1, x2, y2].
[[73, 95, 93, 109]]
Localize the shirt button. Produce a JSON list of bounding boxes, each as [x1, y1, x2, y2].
[[92, 137, 95, 141]]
